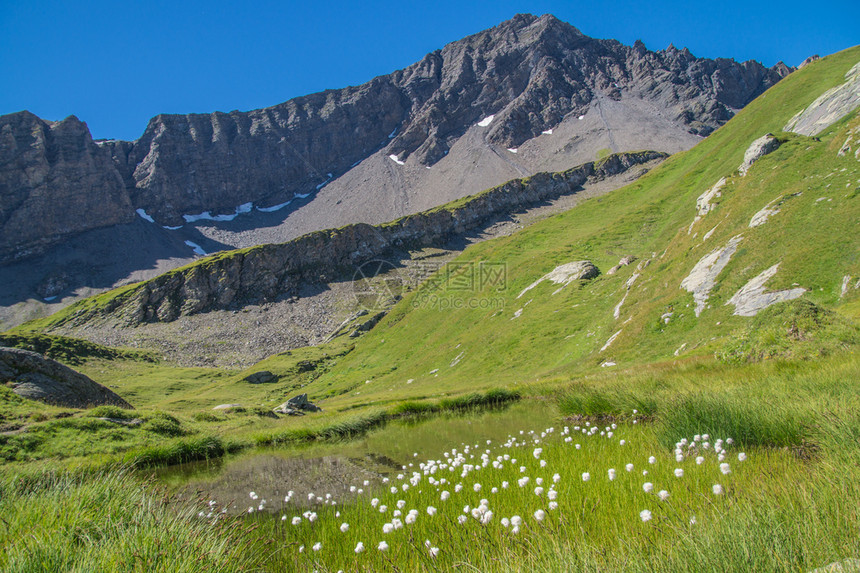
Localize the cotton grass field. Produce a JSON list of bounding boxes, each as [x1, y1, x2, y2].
[[2, 354, 859, 572]]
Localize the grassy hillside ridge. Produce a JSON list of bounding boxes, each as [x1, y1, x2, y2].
[[288, 46, 860, 406]]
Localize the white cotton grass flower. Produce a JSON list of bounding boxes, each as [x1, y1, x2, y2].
[[582, 472, 591, 482], [690, 515, 697, 525], [312, 542, 321, 552], [511, 515, 523, 527], [738, 452, 747, 461], [608, 468, 617, 481], [720, 463, 731, 475], [340, 522, 349, 532], [501, 517, 510, 528], [534, 509, 546, 521], [534, 486, 544, 496], [648, 456, 656, 464], [712, 484, 724, 495], [378, 541, 389, 552], [354, 542, 365, 554], [696, 456, 705, 465], [553, 473, 561, 483], [427, 506, 437, 516], [674, 468, 684, 478], [658, 490, 670, 501], [625, 463, 634, 472], [643, 482, 654, 493], [291, 516, 301, 525], [441, 490, 450, 501], [540, 459, 547, 467], [640, 509, 652, 522], [548, 489, 558, 500], [457, 515, 467, 524], [429, 546, 440, 558], [474, 483, 482, 492]]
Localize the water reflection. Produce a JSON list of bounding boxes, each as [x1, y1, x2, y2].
[[155, 400, 556, 515]]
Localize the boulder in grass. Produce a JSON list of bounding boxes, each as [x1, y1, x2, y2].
[[273, 393, 322, 415], [0, 347, 131, 409], [243, 371, 277, 384]]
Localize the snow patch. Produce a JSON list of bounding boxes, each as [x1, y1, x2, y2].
[[184, 241, 207, 256], [163, 225, 183, 230], [388, 154, 406, 166], [135, 208, 155, 223], [600, 361, 616, 368], [511, 308, 523, 320], [183, 202, 253, 223], [674, 343, 687, 356], [477, 115, 495, 127], [43, 296, 57, 302], [726, 264, 806, 316], [600, 330, 622, 352], [842, 275, 852, 298], [578, 115, 585, 120], [680, 235, 744, 317], [507, 148, 518, 154], [517, 261, 599, 299], [541, 129, 553, 135], [257, 200, 292, 213], [388, 127, 398, 139]]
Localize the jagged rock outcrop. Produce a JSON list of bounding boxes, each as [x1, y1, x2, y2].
[[0, 112, 134, 263], [48, 151, 664, 327], [0, 14, 791, 262], [0, 346, 132, 408]]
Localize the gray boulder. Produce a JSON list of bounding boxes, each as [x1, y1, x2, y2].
[[274, 393, 322, 415], [0, 347, 131, 409], [243, 371, 277, 384], [738, 134, 781, 176]]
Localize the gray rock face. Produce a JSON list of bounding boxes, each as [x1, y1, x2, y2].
[[785, 61, 860, 136], [738, 134, 781, 176], [50, 151, 660, 327], [726, 264, 806, 316], [0, 347, 131, 408], [0, 113, 134, 263], [0, 14, 790, 262], [681, 235, 744, 317]]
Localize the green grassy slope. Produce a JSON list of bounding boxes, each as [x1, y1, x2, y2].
[[293, 46, 860, 409]]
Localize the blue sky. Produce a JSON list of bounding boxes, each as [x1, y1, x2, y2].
[[1, 0, 857, 141]]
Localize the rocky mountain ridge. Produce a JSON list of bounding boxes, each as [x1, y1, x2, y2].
[[42, 151, 664, 331], [0, 13, 790, 265]]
